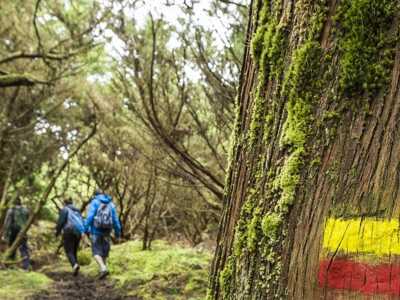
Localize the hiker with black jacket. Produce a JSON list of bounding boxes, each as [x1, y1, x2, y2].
[[2, 197, 31, 270], [56, 198, 85, 276], [84, 190, 121, 279]]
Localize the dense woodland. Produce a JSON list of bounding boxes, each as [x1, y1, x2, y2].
[[1, 0, 400, 299], [0, 0, 247, 251], [0, 1, 248, 298]]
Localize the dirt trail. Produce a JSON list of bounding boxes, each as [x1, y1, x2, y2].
[[29, 271, 138, 300]]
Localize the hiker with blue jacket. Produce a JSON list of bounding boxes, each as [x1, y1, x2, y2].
[[84, 190, 121, 279], [56, 198, 85, 276]]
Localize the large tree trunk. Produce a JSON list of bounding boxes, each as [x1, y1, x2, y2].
[[209, 0, 400, 299]]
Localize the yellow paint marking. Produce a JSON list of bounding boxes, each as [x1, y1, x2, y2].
[[323, 218, 400, 256]]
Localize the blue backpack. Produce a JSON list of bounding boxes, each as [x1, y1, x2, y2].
[[94, 203, 113, 231], [65, 207, 85, 234]]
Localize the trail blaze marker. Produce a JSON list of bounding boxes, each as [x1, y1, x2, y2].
[[319, 217, 400, 296]]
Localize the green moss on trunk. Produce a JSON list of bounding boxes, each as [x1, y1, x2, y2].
[[338, 0, 398, 96], [211, 0, 399, 298]]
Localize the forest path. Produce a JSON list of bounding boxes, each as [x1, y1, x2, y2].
[[28, 270, 137, 300]]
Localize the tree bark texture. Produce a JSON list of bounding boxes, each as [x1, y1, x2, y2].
[[209, 0, 400, 299]]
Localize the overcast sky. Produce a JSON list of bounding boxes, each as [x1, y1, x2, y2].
[[102, 0, 246, 54], [92, 0, 248, 82]]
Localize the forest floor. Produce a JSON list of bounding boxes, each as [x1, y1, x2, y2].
[[0, 240, 212, 300], [29, 270, 130, 300]]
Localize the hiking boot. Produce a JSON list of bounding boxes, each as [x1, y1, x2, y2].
[[73, 264, 80, 276], [98, 269, 109, 280]]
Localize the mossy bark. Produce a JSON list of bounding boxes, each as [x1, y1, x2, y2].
[[0, 74, 36, 87], [209, 0, 400, 299]]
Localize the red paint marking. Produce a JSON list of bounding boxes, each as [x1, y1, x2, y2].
[[319, 259, 400, 296]]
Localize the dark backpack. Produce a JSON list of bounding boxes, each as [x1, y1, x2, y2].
[[10, 207, 28, 232], [64, 207, 85, 235], [93, 203, 113, 231]]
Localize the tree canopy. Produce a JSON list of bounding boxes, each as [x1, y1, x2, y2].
[[0, 0, 249, 249]]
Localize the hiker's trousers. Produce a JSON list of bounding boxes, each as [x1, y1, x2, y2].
[[8, 230, 30, 270], [63, 231, 81, 267], [90, 234, 110, 259]]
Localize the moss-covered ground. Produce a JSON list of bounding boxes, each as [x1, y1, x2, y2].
[[82, 240, 211, 300], [0, 269, 52, 299]]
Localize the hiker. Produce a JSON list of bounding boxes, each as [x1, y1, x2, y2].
[[84, 190, 121, 279], [56, 198, 85, 275], [2, 197, 31, 270]]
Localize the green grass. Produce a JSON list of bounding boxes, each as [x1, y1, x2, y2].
[[83, 240, 212, 300], [0, 240, 211, 299], [0, 269, 52, 299]]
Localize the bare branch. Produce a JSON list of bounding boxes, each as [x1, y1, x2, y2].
[[0, 50, 84, 65], [0, 73, 48, 88], [217, 0, 247, 8]]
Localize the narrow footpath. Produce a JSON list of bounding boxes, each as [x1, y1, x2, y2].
[[28, 270, 137, 300]]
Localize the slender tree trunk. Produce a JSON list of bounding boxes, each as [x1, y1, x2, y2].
[[209, 0, 400, 299], [142, 217, 149, 250], [0, 156, 16, 235], [142, 169, 156, 251]]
